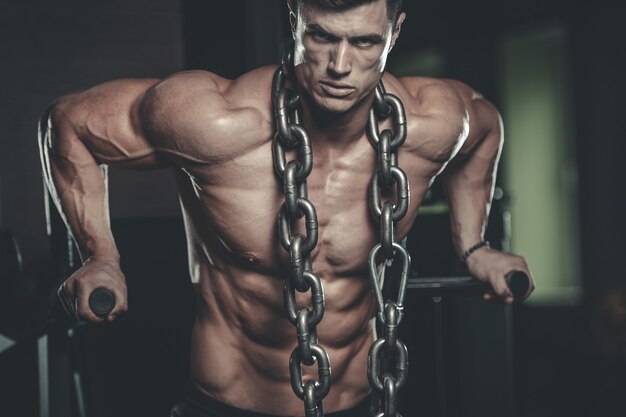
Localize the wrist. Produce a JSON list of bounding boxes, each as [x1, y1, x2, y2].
[[459, 240, 490, 263], [81, 238, 120, 263], [84, 249, 120, 265]]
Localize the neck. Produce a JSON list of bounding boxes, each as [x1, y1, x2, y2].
[[298, 91, 375, 147]]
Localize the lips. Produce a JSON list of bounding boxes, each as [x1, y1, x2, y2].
[[319, 81, 355, 98]]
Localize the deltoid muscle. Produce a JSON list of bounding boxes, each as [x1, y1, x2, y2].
[[271, 45, 411, 417]]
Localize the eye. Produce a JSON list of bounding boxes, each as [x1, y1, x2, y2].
[[308, 30, 333, 42], [352, 37, 378, 47]]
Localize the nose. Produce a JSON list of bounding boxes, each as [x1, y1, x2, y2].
[[328, 40, 352, 78]]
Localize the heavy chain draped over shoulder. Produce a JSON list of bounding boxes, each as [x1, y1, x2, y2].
[[365, 77, 412, 417], [271, 45, 411, 417], [272, 46, 330, 417]]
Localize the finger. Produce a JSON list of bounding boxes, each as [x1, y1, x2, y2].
[[524, 274, 536, 300], [101, 284, 128, 321], [483, 291, 510, 304], [74, 297, 80, 321], [108, 287, 128, 319], [57, 283, 75, 318], [492, 275, 513, 300], [105, 310, 125, 323]]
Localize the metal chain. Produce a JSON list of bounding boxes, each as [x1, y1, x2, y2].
[[272, 46, 330, 417], [366, 83, 411, 417], [272, 45, 411, 417]]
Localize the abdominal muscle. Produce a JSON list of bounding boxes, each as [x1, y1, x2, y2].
[[171, 124, 428, 415], [188, 255, 377, 416]]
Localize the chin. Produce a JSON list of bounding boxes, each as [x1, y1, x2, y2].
[[313, 94, 357, 114], [319, 102, 353, 114]]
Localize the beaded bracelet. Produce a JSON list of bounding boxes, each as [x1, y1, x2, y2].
[[459, 240, 490, 263]]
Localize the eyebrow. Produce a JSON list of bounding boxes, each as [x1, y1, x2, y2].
[[305, 23, 385, 43]]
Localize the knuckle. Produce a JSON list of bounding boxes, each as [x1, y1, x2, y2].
[[61, 282, 74, 297], [74, 274, 89, 287]]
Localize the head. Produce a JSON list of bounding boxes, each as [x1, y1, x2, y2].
[[287, 0, 405, 114]]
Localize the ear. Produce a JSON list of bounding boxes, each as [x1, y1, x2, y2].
[[389, 12, 406, 51], [287, 0, 297, 35]]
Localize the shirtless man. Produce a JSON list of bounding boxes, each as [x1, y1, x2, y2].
[[39, 0, 534, 416]]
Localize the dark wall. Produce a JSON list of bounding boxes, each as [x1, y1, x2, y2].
[[181, 0, 288, 76], [0, 0, 184, 269], [571, 5, 626, 299]]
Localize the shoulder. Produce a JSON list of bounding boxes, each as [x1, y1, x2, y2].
[[391, 75, 469, 135], [141, 66, 277, 164], [143, 66, 277, 108], [438, 79, 502, 157], [412, 77, 501, 131], [383, 75, 468, 161], [388, 74, 501, 160], [392, 75, 498, 121], [389, 75, 467, 120]]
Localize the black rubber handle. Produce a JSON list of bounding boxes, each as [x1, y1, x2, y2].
[[88, 287, 115, 317], [505, 271, 531, 300], [407, 270, 530, 301]]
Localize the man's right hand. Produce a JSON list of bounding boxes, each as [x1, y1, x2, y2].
[[58, 256, 127, 323]]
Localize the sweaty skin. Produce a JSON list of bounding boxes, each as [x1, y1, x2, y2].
[[39, 1, 534, 415]]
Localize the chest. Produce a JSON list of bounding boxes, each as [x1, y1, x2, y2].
[[180, 136, 432, 276]]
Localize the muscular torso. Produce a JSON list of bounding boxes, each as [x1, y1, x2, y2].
[[68, 66, 473, 415], [177, 120, 435, 414], [140, 66, 469, 415]]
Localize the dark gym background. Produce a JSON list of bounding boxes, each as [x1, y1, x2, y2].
[[1, 0, 625, 416]]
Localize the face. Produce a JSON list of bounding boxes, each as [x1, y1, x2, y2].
[[290, 0, 404, 114]]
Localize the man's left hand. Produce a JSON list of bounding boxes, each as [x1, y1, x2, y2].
[[465, 247, 535, 304]]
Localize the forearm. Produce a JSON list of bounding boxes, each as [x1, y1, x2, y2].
[[39, 102, 119, 262], [40, 79, 170, 321], [444, 141, 534, 302], [442, 114, 502, 256], [437, 87, 533, 300]]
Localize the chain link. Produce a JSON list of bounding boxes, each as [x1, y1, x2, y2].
[[366, 82, 412, 417], [273, 44, 412, 417], [272, 45, 332, 417]]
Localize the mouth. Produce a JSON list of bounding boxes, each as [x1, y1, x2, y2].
[[319, 81, 355, 98]]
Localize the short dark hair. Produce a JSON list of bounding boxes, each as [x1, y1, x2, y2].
[[294, 0, 403, 25]]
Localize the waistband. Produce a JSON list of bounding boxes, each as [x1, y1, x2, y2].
[[183, 383, 373, 417]]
